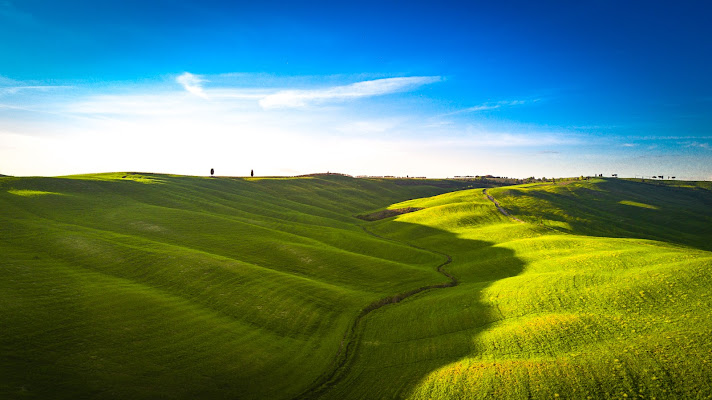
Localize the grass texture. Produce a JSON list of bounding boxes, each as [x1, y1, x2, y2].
[[2, 174, 711, 399]]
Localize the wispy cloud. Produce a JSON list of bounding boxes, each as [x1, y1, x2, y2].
[[682, 141, 711, 150], [0, 85, 72, 96], [639, 135, 712, 141], [469, 100, 528, 112], [442, 99, 535, 116], [174, 74, 441, 107], [258, 76, 441, 109], [622, 143, 636, 147], [0, 75, 18, 85], [8, 73, 710, 180], [176, 72, 208, 99], [0, 76, 72, 96]]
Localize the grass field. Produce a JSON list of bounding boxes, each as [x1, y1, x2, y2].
[[2, 175, 711, 399]]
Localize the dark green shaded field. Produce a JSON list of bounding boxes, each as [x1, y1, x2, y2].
[[0, 173, 466, 399], [2, 175, 711, 399]]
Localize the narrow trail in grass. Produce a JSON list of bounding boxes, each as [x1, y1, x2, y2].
[[483, 188, 525, 223], [484, 188, 565, 233], [292, 224, 457, 400]]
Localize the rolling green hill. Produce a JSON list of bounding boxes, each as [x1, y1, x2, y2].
[[322, 178, 712, 399], [2, 175, 711, 399], [0, 173, 467, 399], [492, 178, 712, 251]]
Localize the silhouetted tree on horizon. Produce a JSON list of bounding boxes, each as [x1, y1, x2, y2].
[[251, 169, 254, 177], [211, 168, 214, 177]]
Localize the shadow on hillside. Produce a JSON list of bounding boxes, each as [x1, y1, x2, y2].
[[500, 179, 712, 252], [319, 219, 526, 400]]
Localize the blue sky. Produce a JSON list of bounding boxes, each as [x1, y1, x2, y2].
[[1, 0, 711, 179]]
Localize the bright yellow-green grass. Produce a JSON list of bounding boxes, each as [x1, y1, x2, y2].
[[7, 189, 64, 197], [322, 178, 712, 399], [2, 175, 711, 399]]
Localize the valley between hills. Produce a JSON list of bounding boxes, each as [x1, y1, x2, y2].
[[2, 173, 711, 399]]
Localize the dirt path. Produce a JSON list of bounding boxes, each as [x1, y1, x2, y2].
[[296, 189, 527, 398], [295, 189, 534, 398], [483, 188, 525, 223], [293, 225, 457, 400], [484, 189, 564, 234]]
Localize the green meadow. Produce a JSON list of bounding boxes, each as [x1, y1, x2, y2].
[[2, 174, 711, 399]]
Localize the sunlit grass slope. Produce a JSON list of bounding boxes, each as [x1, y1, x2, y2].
[[0, 173, 466, 399], [324, 179, 712, 399], [493, 178, 712, 250]]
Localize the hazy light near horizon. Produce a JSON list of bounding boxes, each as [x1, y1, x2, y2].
[[2, 2, 712, 180], [0, 73, 710, 180]]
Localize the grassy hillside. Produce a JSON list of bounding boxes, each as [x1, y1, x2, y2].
[[321, 178, 712, 399], [2, 175, 711, 399], [492, 178, 712, 250], [0, 173, 466, 399]]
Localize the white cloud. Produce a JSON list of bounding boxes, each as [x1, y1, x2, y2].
[[442, 130, 576, 148], [0, 77, 72, 96], [683, 141, 711, 150], [0, 86, 72, 96], [0, 75, 19, 85], [176, 72, 208, 99], [443, 99, 534, 116], [258, 76, 441, 109], [464, 104, 501, 112], [173, 74, 440, 107], [12, 73, 708, 179], [0, 80, 576, 177]]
